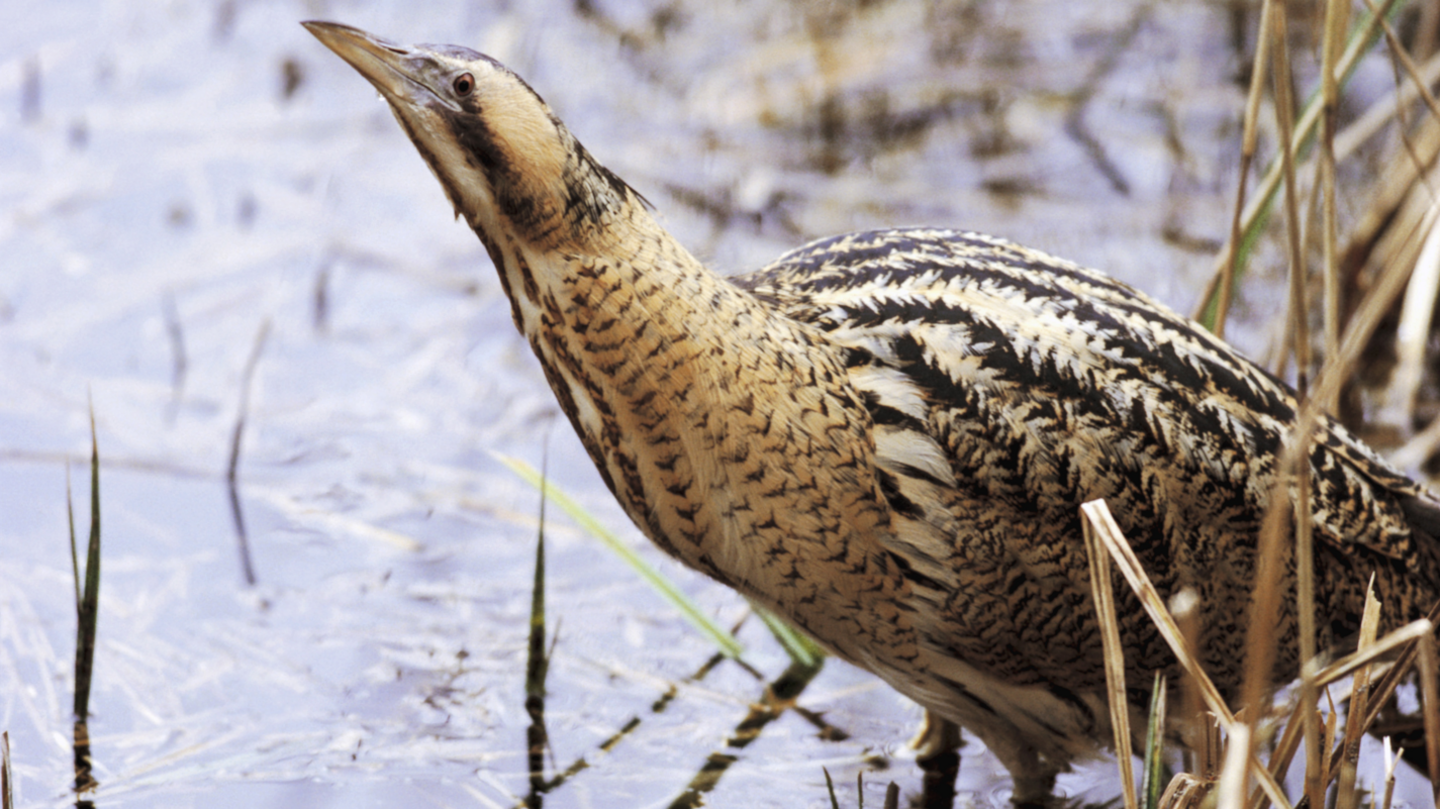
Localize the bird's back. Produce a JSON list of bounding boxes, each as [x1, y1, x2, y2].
[[736, 227, 1440, 725]]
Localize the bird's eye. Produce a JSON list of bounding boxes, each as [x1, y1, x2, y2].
[[453, 73, 475, 96]]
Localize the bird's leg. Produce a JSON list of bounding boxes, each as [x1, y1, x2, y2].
[[915, 709, 1061, 805], [914, 711, 963, 806], [912, 709, 964, 759]]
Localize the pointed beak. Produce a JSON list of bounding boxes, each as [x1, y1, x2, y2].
[[302, 21, 433, 107]]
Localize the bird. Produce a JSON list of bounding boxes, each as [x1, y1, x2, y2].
[[304, 21, 1440, 802]]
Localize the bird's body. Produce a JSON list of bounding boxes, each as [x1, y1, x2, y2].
[[306, 23, 1440, 801]]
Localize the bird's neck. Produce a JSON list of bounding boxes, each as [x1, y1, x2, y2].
[[479, 196, 786, 540], [472, 191, 912, 666]]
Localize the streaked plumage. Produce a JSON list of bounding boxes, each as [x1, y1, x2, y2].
[[305, 22, 1440, 801]]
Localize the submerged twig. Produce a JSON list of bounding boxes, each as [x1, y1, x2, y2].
[[667, 655, 827, 809], [163, 293, 187, 423], [519, 617, 771, 806], [227, 318, 270, 587], [1062, 3, 1151, 197], [1, 732, 10, 809]]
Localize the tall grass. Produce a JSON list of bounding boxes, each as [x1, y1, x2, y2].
[[69, 406, 102, 799]]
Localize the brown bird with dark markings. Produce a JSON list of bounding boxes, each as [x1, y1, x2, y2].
[[304, 21, 1440, 801]]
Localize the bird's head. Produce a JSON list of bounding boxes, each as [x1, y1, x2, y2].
[[304, 21, 639, 250]]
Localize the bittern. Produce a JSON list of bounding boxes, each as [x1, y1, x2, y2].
[[304, 21, 1440, 801]]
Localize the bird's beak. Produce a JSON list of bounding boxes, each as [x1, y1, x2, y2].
[[302, 21, 434, 107]]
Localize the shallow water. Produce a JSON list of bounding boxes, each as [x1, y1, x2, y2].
[[1, 0, 1431, 806]]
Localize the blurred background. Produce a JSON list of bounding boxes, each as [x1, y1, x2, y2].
[[2, 0, 1433, 806]]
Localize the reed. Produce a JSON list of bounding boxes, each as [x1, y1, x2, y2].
[[69, 405, 102, 799]]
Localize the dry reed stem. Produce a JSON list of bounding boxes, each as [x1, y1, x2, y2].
[[1083, 511, 1137, 809], [1079, 500, 1293, 809], [1417, 632, 1440, 805], [1361, 0, 1440, 431], [1343, 116, 1440, 274], [1197, 0, 1405, 319], [1203, 715, 1224, 785], [1270, 0, 1310, 392], [1237, 450, 1296, 802], [1369, 10, 1440, 214], [1309, 619, 1432, 689], [1365, 0, 1440, 125], [1216, 723, 1251, 809], [1211, 0, 1275, 337], [1248, 206, 1440, 737], [1143, 674, 1169, 809], [1386, 212, 1440, 429], [1338, 203, 1440, 402], [1159, 772, 1211, 809], [1318, 0, 1348, 368], [1391, 409, 1440, 471], [1172, 588, 1211, 777], [1254, 689, 1308, 809], [1335, 583, 1382, 809], [1420, 0, 1440, 62], [1334, 50, 1440, 163], [1379, 738, 1400, 809], [1246, 619, 1431, 809], [1323, 690, 1340, 791], [1319, 603, 1440, 789], [1295, 481, 1322, 809]]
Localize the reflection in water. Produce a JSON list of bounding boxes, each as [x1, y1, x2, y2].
[[524, 476, 549, 809], [668, 656, 832, 809], [72, 719, 96, 808]]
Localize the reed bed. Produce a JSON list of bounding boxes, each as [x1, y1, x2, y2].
[[1085, 3, 1440, 805]]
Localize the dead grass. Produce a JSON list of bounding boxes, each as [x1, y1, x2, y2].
[[1084, 6, 1440, 803]]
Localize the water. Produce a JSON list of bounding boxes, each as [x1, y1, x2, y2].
[[1, 0, 1428, 806]]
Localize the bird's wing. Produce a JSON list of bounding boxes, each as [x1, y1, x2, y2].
[[734, 227, 1437, 575]]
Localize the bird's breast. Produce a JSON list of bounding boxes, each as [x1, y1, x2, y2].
[[498, 233, 928, 669]]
